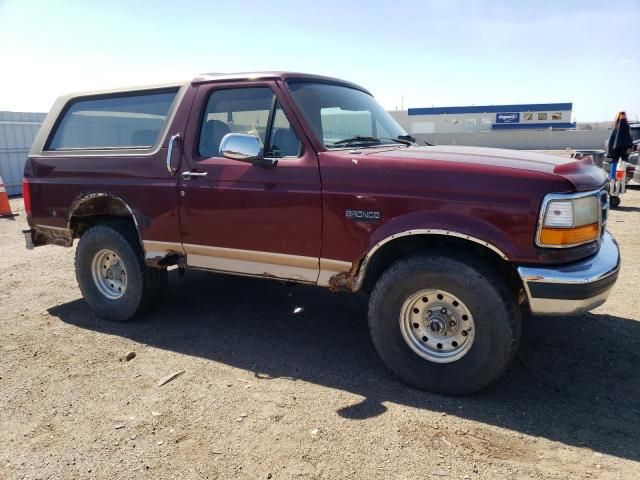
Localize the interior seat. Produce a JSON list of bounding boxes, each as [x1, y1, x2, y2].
[[201, 119, 231, 157], [270, 128, 300, 157]]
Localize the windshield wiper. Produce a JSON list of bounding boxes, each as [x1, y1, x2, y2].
[[330, 136, 382, 146], [397, 134, 416, 145], [330, 135, 414, 147]]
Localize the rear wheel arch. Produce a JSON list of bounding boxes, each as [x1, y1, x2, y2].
[[67, 193, 143, 246]]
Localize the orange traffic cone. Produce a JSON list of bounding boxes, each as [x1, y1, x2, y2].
[[0, 175, 16, 218]]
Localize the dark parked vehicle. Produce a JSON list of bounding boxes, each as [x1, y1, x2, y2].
[[23, 72, 620, 394]]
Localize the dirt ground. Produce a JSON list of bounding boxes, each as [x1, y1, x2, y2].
[[1, 189, 639, 480]]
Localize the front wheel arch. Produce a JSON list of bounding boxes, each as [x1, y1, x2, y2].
[[357, 233, 523, 298]]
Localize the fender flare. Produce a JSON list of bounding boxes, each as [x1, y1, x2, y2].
[[347, 209, 521, 291], [366, 228, 509, 262], [67, 192, 144, 246]]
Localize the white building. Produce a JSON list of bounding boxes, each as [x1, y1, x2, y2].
[[392, 102, 575, 135], [388, 103, 609, 150]]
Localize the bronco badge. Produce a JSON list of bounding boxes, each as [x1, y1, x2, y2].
[[345, 209, 381, 223]]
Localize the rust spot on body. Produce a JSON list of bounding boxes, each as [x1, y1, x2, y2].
[[328, 271, 355, 292], [29, 226, 74, 248], [328, 259, 363, 292], [145, 251, 181, 269]]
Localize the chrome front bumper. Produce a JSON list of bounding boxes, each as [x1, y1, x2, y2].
[[517, 231, 620, 315]]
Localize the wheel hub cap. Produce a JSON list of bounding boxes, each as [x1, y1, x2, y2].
[[400, 289, 475, 363], [91, 249, 128, 300], [428, 317, 446, 334]]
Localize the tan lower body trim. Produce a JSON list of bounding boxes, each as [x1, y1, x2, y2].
[[183, 243, 319, 283], [318, 258, 352, 287], [143, 240, 185, 262], [143, 240, 351, 286]]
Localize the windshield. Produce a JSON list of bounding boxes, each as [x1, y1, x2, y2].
[[287, 81, 408, 149]]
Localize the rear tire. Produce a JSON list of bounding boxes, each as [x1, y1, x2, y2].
[[75, 221, 167, 322], [368, 252, 521, 395]]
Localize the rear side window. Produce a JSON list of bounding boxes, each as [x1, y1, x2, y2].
[[46, 89, 178, 150]]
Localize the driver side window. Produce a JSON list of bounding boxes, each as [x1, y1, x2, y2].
[[199, 87, 301, 159], [266, 104, 301, 158]]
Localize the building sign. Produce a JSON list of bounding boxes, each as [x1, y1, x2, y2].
[[496, 112, 520, 124]]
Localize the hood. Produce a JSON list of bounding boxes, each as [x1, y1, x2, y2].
[[364, 145, 607, 191]]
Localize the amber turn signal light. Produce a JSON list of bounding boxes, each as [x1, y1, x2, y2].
[[539, 222, 599, 246]]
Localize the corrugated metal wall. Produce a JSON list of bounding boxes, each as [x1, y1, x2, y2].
[[0, 111, 46, 196]]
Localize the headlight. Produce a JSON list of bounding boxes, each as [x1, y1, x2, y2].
[[537, 193, 601, 248]]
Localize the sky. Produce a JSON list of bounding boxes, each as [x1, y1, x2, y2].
[[0, 0, 638, 122]]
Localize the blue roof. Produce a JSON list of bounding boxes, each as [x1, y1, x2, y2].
[[492, 122, 576, 130], [408, 103, 573, 115]]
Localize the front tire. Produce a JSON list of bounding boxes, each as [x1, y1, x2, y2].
[[368, 252, 521, 395], [75, 221, 167, 322]]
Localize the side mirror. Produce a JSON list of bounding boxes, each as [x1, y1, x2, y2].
[[219, 133, 277, 167]]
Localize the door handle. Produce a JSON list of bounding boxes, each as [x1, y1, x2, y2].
[[182, 171, 208, 179], [166, 134, 180, 175]]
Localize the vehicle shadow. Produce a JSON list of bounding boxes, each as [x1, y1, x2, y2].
[[49, 270, 640, 461], [614, 205, 640, 212]]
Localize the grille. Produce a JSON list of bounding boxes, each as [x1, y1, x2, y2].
[[600, 188, 609, 236]]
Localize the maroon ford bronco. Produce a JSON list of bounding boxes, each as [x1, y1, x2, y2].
[[23, 72, 620, 394]]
